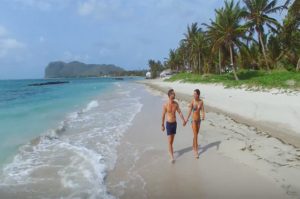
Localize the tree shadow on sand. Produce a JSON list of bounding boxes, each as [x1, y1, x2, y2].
[[175, 141, 221, 158]]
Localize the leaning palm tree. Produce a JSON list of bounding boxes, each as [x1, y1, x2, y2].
[[204, 0, 248, 80], [243, 0, 283, 71]]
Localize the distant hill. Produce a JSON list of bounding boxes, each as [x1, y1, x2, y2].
[[44, 61, 125, 78]]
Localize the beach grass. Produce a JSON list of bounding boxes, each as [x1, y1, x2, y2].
[[166, 70, 300, 90]]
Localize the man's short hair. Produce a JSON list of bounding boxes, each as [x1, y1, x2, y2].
[[168, 89, 174, 97]]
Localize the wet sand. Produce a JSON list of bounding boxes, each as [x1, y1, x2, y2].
[[106, 83, 299, 199]]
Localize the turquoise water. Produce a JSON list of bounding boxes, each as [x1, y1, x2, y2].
[[0, 77, 143, 198], [0, 78, 135, 164]]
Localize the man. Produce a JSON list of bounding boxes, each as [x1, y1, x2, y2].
[[161, 89, 186, 162]]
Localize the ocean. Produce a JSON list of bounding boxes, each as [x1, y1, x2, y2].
[[0, 78, 143, 198]]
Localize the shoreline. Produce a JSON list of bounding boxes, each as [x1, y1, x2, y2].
[[138, 79, 300, 148], [106, 83, 300, 198], [0, 80, 142, 199]]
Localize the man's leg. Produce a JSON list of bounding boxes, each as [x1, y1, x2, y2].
[[168, 134, 175, 161]]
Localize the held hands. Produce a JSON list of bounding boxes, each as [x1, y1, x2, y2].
[[183, 119, 187, 127], [161, 125, 165, 132]]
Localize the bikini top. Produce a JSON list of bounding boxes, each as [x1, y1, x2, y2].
[[192, 99, 201, 112]]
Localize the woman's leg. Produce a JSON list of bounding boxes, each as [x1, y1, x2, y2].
[[195, 123, 200, 157], [192, 122, 198, 158]]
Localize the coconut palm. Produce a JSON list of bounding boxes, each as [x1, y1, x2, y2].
[[182, 23, 201, 72], [148, 59, 164, 78], [166, 49, 184, 71], [243, 0, 283, 70], [282, 0, 300, 71], [190, 29, 209, 74], [204, 0, 249, 80], [284, 0, 300, 18]]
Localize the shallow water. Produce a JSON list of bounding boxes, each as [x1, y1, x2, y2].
[[0, 78, 143, 198]]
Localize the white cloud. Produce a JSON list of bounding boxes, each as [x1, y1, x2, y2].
[[8, 0, 71, 11], [0, 25, 8, 37], [75, 0, 222, 29], [78, 0, 96, 15], [0, 25, 25, 58], [77, 0, 132, 20], [62, 51, 90, 62], [98, 47, 110, 56], [39, 36, 45, 43], [0, 38, 25, 58]]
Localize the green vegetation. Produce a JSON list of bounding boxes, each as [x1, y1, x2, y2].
[[147, 60, 164, 78], [148, 0, 300, 89], [167, 70, 300, 90], [120, 70, 148, 77]]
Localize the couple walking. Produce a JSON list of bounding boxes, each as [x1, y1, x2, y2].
[[161, 89, 205, 162]]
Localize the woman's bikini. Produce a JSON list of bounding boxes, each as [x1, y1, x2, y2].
[[191, 99, 201, 125]]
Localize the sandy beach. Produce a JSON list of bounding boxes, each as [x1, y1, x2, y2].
[[142, 79, 300, 148], [106, 82, 300, 199]]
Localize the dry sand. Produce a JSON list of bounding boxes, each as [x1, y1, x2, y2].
[[142, 79, 300, 148], [106, 83, 300, 199]]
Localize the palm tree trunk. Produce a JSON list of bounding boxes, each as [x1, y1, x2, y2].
[[297, 57, 300, 72], [229, 45, 239, 81], [259, 32, 270, 71], [198, 53, 201, 75], [182, 54, 185, 71], [219, 49, 222, 74]]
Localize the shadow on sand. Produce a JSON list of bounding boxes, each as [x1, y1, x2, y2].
[[175, 141, 221, 158]]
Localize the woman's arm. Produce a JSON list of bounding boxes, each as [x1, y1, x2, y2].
[[201, 100, 205, 120], [186, 100, 193, 122]]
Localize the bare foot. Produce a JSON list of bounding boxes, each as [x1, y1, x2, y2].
[[170, 159, 176, 164], [194, 151, 199, 159]]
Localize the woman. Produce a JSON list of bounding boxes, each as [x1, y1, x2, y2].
[[185, 89, 205, 159]]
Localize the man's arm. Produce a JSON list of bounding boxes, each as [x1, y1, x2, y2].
[[161, 104, 167, 131], [176, 103, 186, 126]]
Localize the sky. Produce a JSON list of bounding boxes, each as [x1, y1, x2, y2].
[[0, 0, 288, 79]]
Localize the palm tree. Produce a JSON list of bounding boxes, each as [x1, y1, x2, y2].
[[166, 49, 177, 71], [148, 59, 164, 78], [243, 0, 283, 70], [178, 40, 189, 71], [166, 49, 183, 71], [204, 0, 248, 80], [182, 23, 201, 72], [238, 42, 260, 70], [284, 0, 300, 18], [203, 13, 225, 74], [190, 29, 208, 74], [283, 0, 300, 71], [267, 34, 285, 67]]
